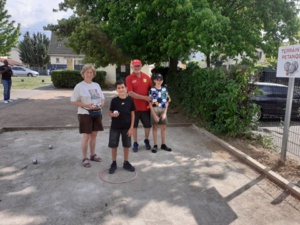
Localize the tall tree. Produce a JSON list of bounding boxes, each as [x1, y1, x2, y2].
[[45, 0, 300, 69], [0, 0, 20, 56], [19, 32, 50, 67], [45, 0, 220, 71]]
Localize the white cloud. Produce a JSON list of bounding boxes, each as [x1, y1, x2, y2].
[[5, 0, 72, 35]]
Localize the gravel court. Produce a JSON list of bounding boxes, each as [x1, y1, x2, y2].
[[0, 126, 300, 225]]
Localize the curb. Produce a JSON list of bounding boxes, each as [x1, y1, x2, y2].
[[192, 124, 300, 200], [0, 123, 193, 132]]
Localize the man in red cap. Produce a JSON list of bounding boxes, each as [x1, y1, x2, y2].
[[126, 59, 153, 152]]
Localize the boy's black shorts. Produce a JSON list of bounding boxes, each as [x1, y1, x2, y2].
[[134, 111, 151, 128], [108, 128, 131, 148]]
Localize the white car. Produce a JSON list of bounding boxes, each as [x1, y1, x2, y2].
[[11, 66, 39, 77]]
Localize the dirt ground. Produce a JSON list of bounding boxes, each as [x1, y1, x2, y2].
[[168, 107, 300, 187], [1, 85, 299, 188], [1, 86, 300, 224], [222, 137, 300, 186]]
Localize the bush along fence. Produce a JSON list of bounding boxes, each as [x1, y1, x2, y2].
[[51, 70, 106, 88], [167, 66, 258, 137]]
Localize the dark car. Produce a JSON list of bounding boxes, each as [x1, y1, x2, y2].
[[251, 82, 300, 120]]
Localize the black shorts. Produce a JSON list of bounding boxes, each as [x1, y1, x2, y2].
[[78, 114, 104, 134], [108, 128, 131, 148], [134, 111, 151, 128]]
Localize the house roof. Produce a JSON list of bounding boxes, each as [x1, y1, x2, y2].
[[0, 57, 24, 66], [48, 33, 84, 57]]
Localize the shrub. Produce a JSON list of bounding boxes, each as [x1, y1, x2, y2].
[[168, 65, 257, 136], [51, 70, 106, 88]]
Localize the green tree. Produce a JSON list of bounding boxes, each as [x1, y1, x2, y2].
[[0, 0, 20, 55], [200, 0, 300, 67], [45, 0, 300, 69], [45, 0, 221, 71], [19, 32, 50, 67]]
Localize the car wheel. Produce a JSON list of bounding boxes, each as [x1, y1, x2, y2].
[[253, 108, 263, 121], [27, 73, 32, 77]]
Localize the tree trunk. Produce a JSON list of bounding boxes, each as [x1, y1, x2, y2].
[[169, 57, 178, 73], [206, 53, 211, 68]]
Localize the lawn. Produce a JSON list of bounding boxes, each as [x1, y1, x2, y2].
[[0, 76, 52, 99], [2, 76, 52, 89]]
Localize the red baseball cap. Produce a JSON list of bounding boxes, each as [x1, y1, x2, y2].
[[131, 59, 142, 66]]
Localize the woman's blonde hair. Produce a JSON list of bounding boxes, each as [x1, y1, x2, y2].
[[81, 64, 96, 78]]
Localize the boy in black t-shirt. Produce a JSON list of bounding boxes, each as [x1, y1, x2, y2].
[[108, 80, 136, 174]]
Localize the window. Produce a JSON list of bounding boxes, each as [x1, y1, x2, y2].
[[258, 85, 272, 96], [56, 58, 60, 63], [272, 86, 288, 98], [255, 51, 262, 59]]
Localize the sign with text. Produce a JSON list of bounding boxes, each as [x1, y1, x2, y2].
[[277, 44, 300, 78]]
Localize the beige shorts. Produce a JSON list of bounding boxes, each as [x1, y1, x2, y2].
[[151, 107, 168, 125]]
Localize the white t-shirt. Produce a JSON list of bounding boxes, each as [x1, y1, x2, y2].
[[70, 81, 105, 114]]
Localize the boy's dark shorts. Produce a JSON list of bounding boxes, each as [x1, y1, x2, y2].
[[78, 114, 104, 134], [108, 128, 131, 148], [134, 111, 151, 128]]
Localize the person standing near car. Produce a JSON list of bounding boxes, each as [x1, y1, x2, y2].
[[70, 64, 105, 168], [125, 59, 153, 152], [0, 60, 13, 104]]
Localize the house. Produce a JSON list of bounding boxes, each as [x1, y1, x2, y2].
[[0, 57, 23, 66], [48, 34, 153, 85], [48, 34, 116, 85], [188, 49, 266, 69]]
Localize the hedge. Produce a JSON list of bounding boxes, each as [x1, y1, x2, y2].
[[51, 70, 106, 88]]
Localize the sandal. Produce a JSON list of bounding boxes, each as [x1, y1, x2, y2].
[[82, 158, 91, 168], [90, 154, 102, 162]]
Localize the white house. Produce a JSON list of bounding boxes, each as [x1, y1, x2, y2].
[[48, 34, 119, 85]]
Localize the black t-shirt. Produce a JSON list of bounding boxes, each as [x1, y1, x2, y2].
[[0, 65, 13, 80], [109, 96, 136, 129]]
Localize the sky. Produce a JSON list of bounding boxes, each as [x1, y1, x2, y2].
[[5, 0, 72, 40]]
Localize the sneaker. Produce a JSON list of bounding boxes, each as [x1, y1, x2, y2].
[[109, 162, 117, 174], [161, 144, 172, 152], [7, 99, 13, 103], [133, 142, 139, 152], [123, 161, 135, 172], [151, 145, 158, 153], [4, 101, 8, 104], [144, 139, 151, 150]]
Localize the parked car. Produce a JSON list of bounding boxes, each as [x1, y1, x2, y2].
[[11, 66, 39, 77], [251, 82, 300, 120]]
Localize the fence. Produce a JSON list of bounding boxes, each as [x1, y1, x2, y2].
[[257, 69, 300, 159]]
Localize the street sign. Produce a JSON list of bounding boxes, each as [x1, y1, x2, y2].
[[276, 44, 298, 162], [276, 44, 300, 78]]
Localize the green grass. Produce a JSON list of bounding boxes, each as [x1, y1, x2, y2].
[[0, 77, 53, 98], [4, 76, 52, 89]]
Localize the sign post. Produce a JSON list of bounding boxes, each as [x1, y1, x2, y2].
[[276, 44, 300, 163]]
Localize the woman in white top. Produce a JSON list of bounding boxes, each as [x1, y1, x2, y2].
[[70, 64, 105, 168]]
